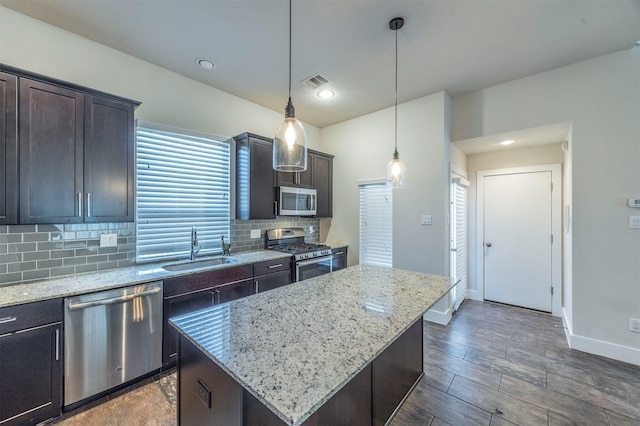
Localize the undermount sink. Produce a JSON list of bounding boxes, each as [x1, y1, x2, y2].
[[162, 257, 237, 272]]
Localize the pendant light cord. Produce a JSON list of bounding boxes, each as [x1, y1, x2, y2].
[[394, 23, 398, 153], [288, 0, 292, 99]]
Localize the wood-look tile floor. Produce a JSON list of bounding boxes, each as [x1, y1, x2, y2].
[[53, 300, 640, 425]]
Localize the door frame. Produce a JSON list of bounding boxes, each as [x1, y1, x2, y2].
[[476, 164, 562, 316]]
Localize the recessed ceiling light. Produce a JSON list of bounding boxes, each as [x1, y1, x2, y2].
[[317, 90, 334, 99], [499, 139, 515, 146], [197, 59, 215, 70]]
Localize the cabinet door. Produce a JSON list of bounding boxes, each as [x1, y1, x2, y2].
[[0, 323, 61, 425], [84, 96, 134, 222], [313, 153, 333, 218], [236, 135, 276, 220], [19, 78, 84, 224], [255, 270, 292, 293], [331, 249, 347, 271], [275, 170, 296, 187], [0, 72, 18, 224], [163, 289, 215, 366], [214, 279, 254, 304]]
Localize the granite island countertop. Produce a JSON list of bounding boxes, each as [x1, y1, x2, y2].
[[0, 250, 292, 308], [170, 264, 451, 425]]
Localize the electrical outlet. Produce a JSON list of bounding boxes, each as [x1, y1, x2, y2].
[[250, 229, 261, 239], [421, 215, 432, 225], [629, 318, 640, 333], [99, 233, 118, 248]]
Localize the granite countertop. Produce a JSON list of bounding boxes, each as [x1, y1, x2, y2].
[[0, 250, 292, 308], [170, 264, 451, 426]]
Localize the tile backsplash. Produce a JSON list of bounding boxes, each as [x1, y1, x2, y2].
[[0, 217, 320, 286]]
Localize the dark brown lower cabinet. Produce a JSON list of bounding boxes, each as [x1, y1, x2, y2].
[[254, 270, 291, 294], [0, 300, 62, 425], [177, 319, 422, 426], [331, 247, 348, 271]]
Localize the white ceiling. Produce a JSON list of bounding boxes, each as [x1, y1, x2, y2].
[[2, 0, 639, 129], [454, 122, 571, 155]]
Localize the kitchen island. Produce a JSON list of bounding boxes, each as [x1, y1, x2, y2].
[[170, 264, 451, 425]]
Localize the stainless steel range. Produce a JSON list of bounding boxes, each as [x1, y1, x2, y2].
[[265, 228, 333, 282]]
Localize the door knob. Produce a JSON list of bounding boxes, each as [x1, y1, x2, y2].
[[485, 242, 492, 247]]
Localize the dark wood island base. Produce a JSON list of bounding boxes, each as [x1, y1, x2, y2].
[[177, 319, 423, 426]]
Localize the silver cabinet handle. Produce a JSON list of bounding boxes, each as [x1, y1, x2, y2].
[[274, 201, 278, 216], [0, 316, 17, 324], [213, 289, 220, 305], [334, 251, 344, 255], [254, 280, 259, 294], [87, 192, 91, 217], [77, 192, 82, 217], [268, 264, 283, 269], [55, 328, 60, 361]]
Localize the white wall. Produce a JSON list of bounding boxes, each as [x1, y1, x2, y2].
[[452, 49, 640, 364], [320, 92, 451, 275], [449, 143, 467, 171], [0, 7, 321, 146], [563, 126, 574, 333], [465, 143, 564, 298]]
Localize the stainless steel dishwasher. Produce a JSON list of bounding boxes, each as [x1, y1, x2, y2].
[[64, 281, 163, 406]]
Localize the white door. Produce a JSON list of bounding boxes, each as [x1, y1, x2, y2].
[[483, 171, 552, 312]]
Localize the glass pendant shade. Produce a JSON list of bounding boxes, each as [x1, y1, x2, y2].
[[274, 114, 307, 172], [386, 149, 406, 188]]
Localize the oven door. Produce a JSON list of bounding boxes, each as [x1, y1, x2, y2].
[[295, 256, 333, 282]]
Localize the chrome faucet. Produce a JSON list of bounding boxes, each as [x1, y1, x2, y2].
[[190, 226, 201, 260], [221, 235, 231, 256]]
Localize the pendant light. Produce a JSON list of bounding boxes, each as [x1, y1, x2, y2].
[[273, 0, 307, 172], [386, 17, 406, 189]]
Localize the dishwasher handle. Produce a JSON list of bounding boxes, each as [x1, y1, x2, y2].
[[67, 287, 162, 311]]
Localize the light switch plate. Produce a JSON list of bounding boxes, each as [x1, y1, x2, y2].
[[250, 229, 261, 239], [100, 233, 118, 247], [629, 216, 640, 229], [421, 215, 432, 225]]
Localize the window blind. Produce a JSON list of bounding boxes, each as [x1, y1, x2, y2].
[[450, 176, 469, 310], [136, 127, 230, 262], [359, 182, 393, 267]]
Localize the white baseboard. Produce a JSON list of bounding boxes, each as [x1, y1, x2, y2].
[[562, 310, 640, 367], [467, 289, 483, 301], [423, 307, 452, 325]]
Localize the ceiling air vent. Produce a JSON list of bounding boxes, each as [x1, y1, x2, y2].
[[301, 73, 330, 89]]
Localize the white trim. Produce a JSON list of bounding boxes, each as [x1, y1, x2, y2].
[[476, 164, 563, 316], [562, 312, 640, 366], [467, 289, 484, 301], [450, 163, 467, 179], [423, 307, 452, 325]]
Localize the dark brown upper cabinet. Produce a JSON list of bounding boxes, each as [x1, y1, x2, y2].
[[6, 64, 140, 224], [19, 78, 85, 224], [276, 150, 333, 218], [84, 96, 135, 222], [235, 133, 276, 220], [0, 72, 18, 224]]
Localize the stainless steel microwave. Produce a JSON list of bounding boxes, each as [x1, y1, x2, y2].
[[277, 186, 316, 216]]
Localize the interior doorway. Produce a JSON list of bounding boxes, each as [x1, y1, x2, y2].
[[476, 164, 562, 315]]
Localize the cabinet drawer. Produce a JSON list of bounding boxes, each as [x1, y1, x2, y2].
[[164, 264, 253, 298], [0, 298, 62, 334], [253, 258, 291, 276]]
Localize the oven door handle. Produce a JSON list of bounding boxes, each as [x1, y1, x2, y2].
[[296, 255, 333, 268]]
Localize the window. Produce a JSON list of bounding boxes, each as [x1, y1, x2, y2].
[[359, 181, 393, 267], [136, 126, 230, 262], [450, 174, 469, 310]]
